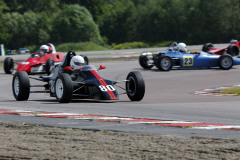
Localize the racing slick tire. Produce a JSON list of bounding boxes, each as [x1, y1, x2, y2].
[[218, 55, 233, 70], [139, 55, 153, 69], [202, 43, 214, 52], [227, 44, 239, 57], [156, 55, 173, 71], [4, 57, 14, 74], [46, 58, 54, 75], [126, 71, 145, 101], [55, 73, 73, 103], [80, 55, 89, 65], [12, 71, 30, 101]]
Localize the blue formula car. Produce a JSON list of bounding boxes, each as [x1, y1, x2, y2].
[[139, 42, 240, 71]]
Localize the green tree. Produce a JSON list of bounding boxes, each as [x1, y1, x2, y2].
[[3, 0, 60, 13], [97, 0, 137, 43], [0, 21, 10, 45], [187, 0, 238, 43], [0, 0, 10, 44], [2, 0, 240, 48], [52, 4, 102, 43], [133, 0, 167, 42], [0, 0, 8, 12], [2, 12, 23, 48], [21, 11, 39, 44], [2, 11, 39, 48]]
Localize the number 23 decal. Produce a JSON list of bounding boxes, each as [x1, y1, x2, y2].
[[183, 56, 193, 66], [99, 85, 116, 91]]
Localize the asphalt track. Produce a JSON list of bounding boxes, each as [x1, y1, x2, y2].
[[1, 55, 240, 139]]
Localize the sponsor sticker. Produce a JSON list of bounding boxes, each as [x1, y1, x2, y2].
[[21, 62, 30, 65]]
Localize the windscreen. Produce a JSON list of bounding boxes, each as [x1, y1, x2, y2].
[[76, 65, 96, 71], [30, 53, 40, 58]]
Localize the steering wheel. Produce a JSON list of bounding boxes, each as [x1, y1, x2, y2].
[[67, 50, 76, 57], [167, 42, 178, 51]]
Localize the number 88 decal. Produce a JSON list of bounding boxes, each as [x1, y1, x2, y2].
[[99, 85, 116, 91], [183, 56, 193, 66]]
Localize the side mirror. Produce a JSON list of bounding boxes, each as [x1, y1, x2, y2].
[[98, 65, 106, 71], [64, 66, 73, 71]]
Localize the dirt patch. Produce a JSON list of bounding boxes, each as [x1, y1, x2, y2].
[[0, 122, 240, 159]]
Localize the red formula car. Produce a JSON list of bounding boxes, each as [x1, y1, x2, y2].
[[4, 43, 65, 75], [4, 44, 89, 75], [202, 40, 240, 57]]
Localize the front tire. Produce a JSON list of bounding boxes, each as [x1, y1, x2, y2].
[[156, 55, 173, 71], [139, 55, 153, 69], [218, 55, 233, 70], [12, 71, 30, 101], [4, 57, 14, 74], [126, 71, 145, 101], [46, 58, 54, 75], [55, 73, 73, 103]]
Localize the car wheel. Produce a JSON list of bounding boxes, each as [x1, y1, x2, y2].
[[227, 44, 239, 57], [202, 43, 214, 52], [12, 71, 30, 101], [46, 58, 54, 75], [156, 55, 173, 71], [139, 55, 153, 69], [218, 55, 233, 70], [126, 71, 145, 101], [55, 73, 73, 103], [80, 55, 89, 65], [4, 57, 14, 74]]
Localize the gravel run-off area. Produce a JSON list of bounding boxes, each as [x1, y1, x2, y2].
[[0, 122, 240, 160]]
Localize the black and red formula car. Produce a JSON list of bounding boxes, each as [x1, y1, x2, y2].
[[4, 43, 88, 75], [202, 39, 240, 57], [12, 51, 145, 103]]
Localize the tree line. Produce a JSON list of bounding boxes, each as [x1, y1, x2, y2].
[[0, 0, 240, 50]]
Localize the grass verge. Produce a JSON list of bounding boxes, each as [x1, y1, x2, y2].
[[221, 87, 240, 96]]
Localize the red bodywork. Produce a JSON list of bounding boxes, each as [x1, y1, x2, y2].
[[208, 41, 240, 55], [17, 52, 64, 73]]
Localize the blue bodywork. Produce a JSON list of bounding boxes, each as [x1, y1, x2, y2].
[[160, 51, 240, 68], [139, 42, 240, 71]]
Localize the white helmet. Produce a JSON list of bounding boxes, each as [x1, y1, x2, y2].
[[177, 43, 187, 52], [40, 45, 49, 53], [70, 56, 85, 69]]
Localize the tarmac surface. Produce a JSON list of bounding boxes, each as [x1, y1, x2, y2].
[[1, 48, 240, 139]]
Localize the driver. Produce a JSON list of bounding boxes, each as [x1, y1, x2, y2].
[[40, 45, 49, 55], [177, 43, 187, 52], [40, 44, 54, 55], [70, 55, 85, 69]]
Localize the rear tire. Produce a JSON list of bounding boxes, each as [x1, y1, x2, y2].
[[12, 71, 30, 101], [4, 57, 14, 74], [227, 44, 239, 57], [46, 58, 54, 75], [218, 55, 233, 70], [139, 55, 153, 69], [126, 71, 145, 101], [202, 43, 214, 52], [55, 73, 73, 103], [156, 55, 173, 71]]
